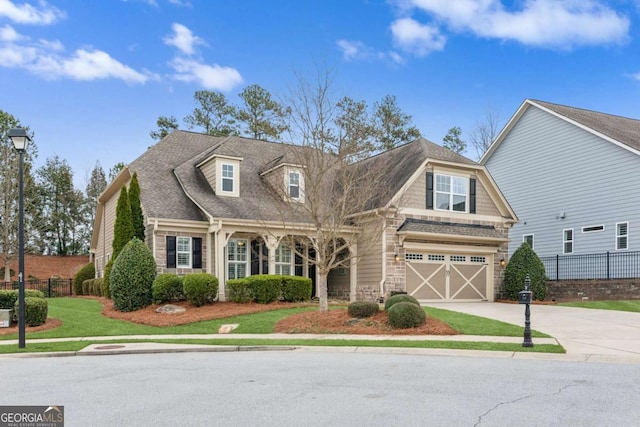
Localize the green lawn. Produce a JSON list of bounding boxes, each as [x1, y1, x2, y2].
[[558, 300, 640, 313], [0, 298, 563, 354]]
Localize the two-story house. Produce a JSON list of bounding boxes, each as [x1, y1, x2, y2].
[[91, 131, 516, 302]]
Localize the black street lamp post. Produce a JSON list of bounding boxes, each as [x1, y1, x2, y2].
[[9, 127, 30, 349], [518, 274, 534, 348]]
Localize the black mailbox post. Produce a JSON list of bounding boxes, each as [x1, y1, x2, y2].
[[519, 275, 534, 347]]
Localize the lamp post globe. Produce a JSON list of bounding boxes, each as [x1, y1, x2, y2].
[[9, 127, 30, 349]]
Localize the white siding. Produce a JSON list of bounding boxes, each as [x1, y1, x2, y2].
[[486, 106, 640, 257]]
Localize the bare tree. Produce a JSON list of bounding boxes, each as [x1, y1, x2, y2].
[[470, 108, 502, 160], [268, 68, 394, 312]]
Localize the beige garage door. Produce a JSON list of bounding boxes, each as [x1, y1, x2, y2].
[[405, 253, 490, 301]]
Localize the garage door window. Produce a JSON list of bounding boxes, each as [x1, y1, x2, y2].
[[405, 253, 423, 261], [428, 254, 445, 261]]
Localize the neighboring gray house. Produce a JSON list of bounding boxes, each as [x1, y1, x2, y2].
[[91, 131, 516, 302], [481, 99, 640, 279]]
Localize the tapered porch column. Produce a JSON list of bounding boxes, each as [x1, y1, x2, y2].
[[349, 243, 357, 302]]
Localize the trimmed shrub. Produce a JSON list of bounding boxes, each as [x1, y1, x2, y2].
[[73, 262, 95, 296], [348, 301, 379, 318], [152, 273, 184, 304], [82, 279, 94, 296], [1, 290, 45, 310], [389, 290, 408, 297], [93, 278, 104, 297], [226, 278, 252, 303], [102, 259, 113, 299], [183, 273, 218, 307], [0, 290, 17, 309], [387, 301, 426, 329], [110, 238, 157, 312], [246, 275, 281, 304], [384, 294, 420, 311], [282, 276, 312, 302], [504, 243, 547, 301], [14, 297, 48, 327]]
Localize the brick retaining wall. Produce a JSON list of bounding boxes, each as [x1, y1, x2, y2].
[[546, 279, 640, 302]]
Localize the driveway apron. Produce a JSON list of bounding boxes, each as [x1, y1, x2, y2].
[[425, 302, 640, 359]]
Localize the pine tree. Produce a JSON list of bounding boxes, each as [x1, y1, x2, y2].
[[128, 172, 144, 241], [112, 185, 133, 260]]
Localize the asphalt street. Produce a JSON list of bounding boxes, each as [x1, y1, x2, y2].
[[2, 349, 639, 426]]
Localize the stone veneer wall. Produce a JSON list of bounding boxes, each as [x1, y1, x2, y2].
[[155, 230, 208, 275], [546, 280, 640, 302]]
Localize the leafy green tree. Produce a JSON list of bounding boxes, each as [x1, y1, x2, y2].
[[504, 242, 547, 301], [85, 161, 107, 221], [442, 126, 466, 154], [128, 172, 144, 241], [150, 115, 179, 141], [334, 96, 376, 158], [372, 95, 421, 150], [34, 155, 85, 255], [236, 84, 290, 140], [184, 90, 238, 136], [112, 185, 133, 260], [0, 110, 38, 280], [108, 162, 126, 183]]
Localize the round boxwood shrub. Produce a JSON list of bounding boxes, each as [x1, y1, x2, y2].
[[110, 238, 157, 312], [152, 273, 184, 304], [246, 275, 281, 304], [82, 279, 94, 296], [73, 262, 95, 296], [384, 293, 420, 311], [387, 301, 426, 329], [183, 273, 218, 307], [347, 301, 379, 318], [14, 296, 48, 327], [282, 276, 312, 302], [504, 243, 547, 301], [0, 290, 18, 309], [227, 278, 252, 303], [93, 278, 104, 297]]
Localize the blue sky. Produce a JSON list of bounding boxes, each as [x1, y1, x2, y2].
[[2, 0, 640, 188]]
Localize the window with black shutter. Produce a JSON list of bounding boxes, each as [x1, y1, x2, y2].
[[192, 237, 202, 268], [166, 236, 176, 268], [470, 178, 476, 214], [426, 172, 434, 209]]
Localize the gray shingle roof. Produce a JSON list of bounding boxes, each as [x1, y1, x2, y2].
[[131, 131, 478, 223], [397, 218, 505, 240], [531, 100, 640, 152]]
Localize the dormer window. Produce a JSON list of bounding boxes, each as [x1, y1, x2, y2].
[[222, 164, 234, 193], [436, 174, 467, 212], [289, 171, 300, 199]]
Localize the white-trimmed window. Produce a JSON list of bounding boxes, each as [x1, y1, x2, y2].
[[435, 174, 467, 212], [289, 171, 300, 200], [275, 243, 293, 275], [177, 236, 192, 267], [616, 222, 629, 250], [221, 163, 234, 193], [563, 229, 573, 254], [523, 234, 534, 249], [227, 239, 248, 279]]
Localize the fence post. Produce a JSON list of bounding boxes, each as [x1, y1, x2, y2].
[[48, 278, 52, 298], [555, 254, 559, 281], [69, 279, 73, 296], [606, 251, 610, 280]]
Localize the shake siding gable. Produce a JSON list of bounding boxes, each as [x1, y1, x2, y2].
[[485, 105, 640, 257]]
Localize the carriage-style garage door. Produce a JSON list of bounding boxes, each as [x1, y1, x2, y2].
[[405, 253, 490, 301]]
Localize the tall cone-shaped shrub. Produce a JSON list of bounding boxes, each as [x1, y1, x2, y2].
[[504, 242, 547, 301], [129, 172, 145, 241], [112, 185, 133, 260], [110, 238, 156, 312]]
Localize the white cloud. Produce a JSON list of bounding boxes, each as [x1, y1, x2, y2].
[[0, 24, 22, 41], [0, 0, 65, 25], [403, 0, 629, 48], [337, 39, 373, 61], [170, 57, 243, 91], [390, 17, 446, 56], [163, 23, 206, 55]]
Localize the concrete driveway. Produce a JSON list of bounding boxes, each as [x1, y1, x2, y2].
[[425, 302, 640, 361]]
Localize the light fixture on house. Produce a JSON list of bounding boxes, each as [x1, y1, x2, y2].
[[237, 240, 245, 247], [394, 254, 401, 262], [500, 257, 506, 268]]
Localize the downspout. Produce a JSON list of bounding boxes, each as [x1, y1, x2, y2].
[[379, 217, 387, 299]]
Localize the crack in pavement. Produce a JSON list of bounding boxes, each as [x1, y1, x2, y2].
[[474, 383, 580, 426]]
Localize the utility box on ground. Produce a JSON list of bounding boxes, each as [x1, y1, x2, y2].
[[0, 309, 13, 327]]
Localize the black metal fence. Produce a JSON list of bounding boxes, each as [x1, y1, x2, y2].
[[0, 278, 73, 297], [541, 251, 640, 281]]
